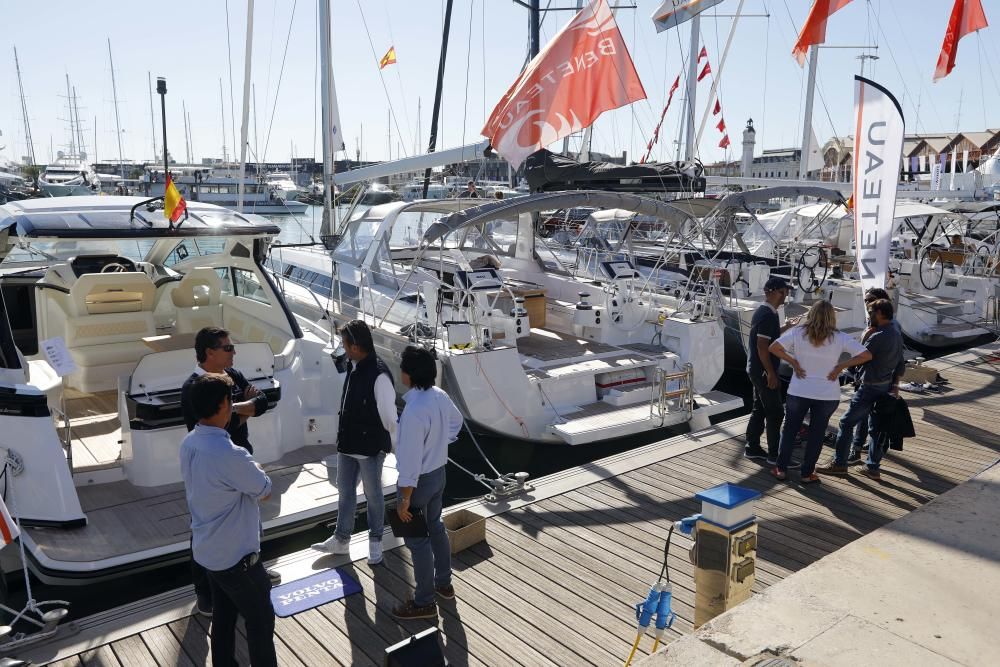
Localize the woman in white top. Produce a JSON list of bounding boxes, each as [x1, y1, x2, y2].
[[768, 300, 871, 483]]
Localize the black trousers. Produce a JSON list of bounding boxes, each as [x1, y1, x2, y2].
[[206, 555, 277, 667], [745, 370, 784, 458]]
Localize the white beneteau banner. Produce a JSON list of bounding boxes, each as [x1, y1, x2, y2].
[[852, 76, 904, 293]]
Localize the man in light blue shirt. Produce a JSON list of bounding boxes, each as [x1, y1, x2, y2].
[[391, 346, 464, 620], [180, 373, 276, 667]]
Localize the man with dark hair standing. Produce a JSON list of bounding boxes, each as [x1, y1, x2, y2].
[[312, 320, 397, 566], [181, 326, 274, 616], [847, 287, 901, 463], [392, 345, 464, 620], [818, 298, 905, 481], [180, 373, 276, 667], [744, 276, 799, 465]]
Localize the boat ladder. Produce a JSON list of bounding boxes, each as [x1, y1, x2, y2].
[[650, 364, 694, 425]]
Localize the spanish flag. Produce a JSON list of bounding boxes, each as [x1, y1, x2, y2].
[[164, 173, 187, 223], [379, 46, 397, 70]]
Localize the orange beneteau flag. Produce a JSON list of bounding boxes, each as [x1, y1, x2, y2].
[[379, 46, 397, 70], [164, 173, 187, 223], [933, 0, 988, 81], [792, 0, 853, 66], [482, 0, 646, 168]]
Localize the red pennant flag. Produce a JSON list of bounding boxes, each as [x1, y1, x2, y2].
[[792, 0, 854, 66], [697, 61, 712, 81], [698, 46, 708, 61], [482, 0, 646, 168], [669, 75, 680, 95], [934, 0, 988, 81], [716, 118, 726, 133], [719, 134, 731, 149], [712, 99, 721, 115]]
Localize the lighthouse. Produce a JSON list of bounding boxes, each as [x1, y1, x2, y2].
[[741, 119, 756, 178]]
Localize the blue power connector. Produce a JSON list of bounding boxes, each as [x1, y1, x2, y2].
[[634, 584, 660, 630], [654, 584, 676, 634], [676, 514, 701, 536]]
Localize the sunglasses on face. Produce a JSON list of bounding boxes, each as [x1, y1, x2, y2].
[[213, 344, 236, 352]]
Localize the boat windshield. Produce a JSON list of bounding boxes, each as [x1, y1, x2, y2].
[[333, 215, 383, 264], [3, 239, 156, 266]]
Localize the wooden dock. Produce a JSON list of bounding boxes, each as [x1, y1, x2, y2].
[[27, 343, 1000, 666]]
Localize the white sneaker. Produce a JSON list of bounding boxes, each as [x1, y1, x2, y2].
[[311, 535, 350, 555], [367, 539, 384, 566]]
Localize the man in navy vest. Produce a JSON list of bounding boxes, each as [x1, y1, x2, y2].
[[312, 320, 397, 565]]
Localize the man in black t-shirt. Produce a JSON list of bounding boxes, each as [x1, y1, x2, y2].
[[745, 276, 798, 463], [180, 327, 275, 617]]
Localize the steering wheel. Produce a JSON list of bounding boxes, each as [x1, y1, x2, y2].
[[795, 244, 829, 293], [101, 262, 130, 273], [963, 245, 993, 276], [918, 246, 945, 290]]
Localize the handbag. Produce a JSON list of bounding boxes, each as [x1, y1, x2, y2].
[[387, 504, 429, 538]]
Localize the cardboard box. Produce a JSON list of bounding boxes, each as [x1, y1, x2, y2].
[[443, 509, 486, 554]]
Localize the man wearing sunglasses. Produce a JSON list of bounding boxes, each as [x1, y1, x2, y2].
[[181, 326, 275, 617]]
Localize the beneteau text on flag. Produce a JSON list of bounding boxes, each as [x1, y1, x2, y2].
[[852, 76, 904, 293], [164, 174, 187, 223], [933, 0, 988, 81], [652, 0, 724, 32], [792, 0, 854, 66], [482, 0, 646, 169]]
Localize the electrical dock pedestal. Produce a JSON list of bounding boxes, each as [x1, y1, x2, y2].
[[690, 483, 761, 628]]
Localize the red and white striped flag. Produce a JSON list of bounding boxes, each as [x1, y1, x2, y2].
[[0, 496, 19, 546], [698, 46, 708, 61], [697, 61, 712, 81]]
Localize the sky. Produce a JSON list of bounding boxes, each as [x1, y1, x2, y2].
[[2, 0, 999, 169]]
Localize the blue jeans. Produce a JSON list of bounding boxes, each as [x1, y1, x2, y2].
[[334, 452, 386, 541], [402, 465, 451, 607], [777, 394, 839, 476], [833, 384, 892, 468]]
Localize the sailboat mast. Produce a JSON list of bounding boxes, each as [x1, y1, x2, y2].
[[318, 0, 335, 231], [148, 72, 158, 161], [421, 0, 455, 199], [798, 45, 819, 180], [183, 100, 191, 164], [72, 87, 85, 157], [683, 15, 700, 161], [13, 47, 36, 166], [108, 40, 126, 179], [529, 0, 540, 58], [238, 0, 255, 210], [220, 78, 228, 162], [64, 75, 76, 156], [187, 110, 195, 163]]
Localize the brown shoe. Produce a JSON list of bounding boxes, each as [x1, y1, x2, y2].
[[391, 599, 438, 620], [435, 584, 455, 600], [859, 467, 881, 481], [815, 462, 849, 476]]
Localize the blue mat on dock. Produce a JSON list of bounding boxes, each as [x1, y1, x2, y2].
[[270, 568, 362, 617]]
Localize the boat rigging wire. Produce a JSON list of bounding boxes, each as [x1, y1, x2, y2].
[[382, 1, 414, 154], [261, 0, 298, 162], [355, 0, 410, 159], [225, 0, 239, 162]]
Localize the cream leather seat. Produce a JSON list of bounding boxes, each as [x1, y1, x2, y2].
[[171, 267, 224, 333], [64, 272, 157, 393]]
